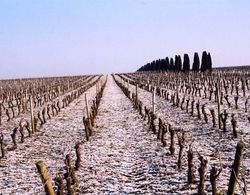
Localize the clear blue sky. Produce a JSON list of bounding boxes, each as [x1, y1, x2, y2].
[[0, 0, 250, 79]]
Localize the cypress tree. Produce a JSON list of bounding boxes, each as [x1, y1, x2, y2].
[[201, 51, 208, 72], [151, 61, 156, 71], [170, 58, 174, 71], [159, 59, 164, 71], [178, 55, 182, 71], [136, 51, 210, 72], [165, 57, 170, 71], [154, 60, 158, 71], [207, 53, 212, 71], [157, 59, 161, 71], [174, 55, 179, 72], [146, 62, 150, 71], [145, 63, 150, 71], [175, 55, 182, 72], [183, 54, 190, 72], [192, 52, 200, 72]]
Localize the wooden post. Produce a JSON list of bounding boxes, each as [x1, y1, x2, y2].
[[176, 80, 179, 105], [169, 126, 175, 155], [187, 146, 195, 183], [30, 95, 35, 134], [177, 132, 185, 170], [231, 114, 237, 138], [36, 161, 55, 195], [217, 81, 222, 129], [75, 143, 81, 170], [227, 141, 244, 195], [152, 87, 156, 114], [0, 133, 5, 158], [85, 94, 89, 118]]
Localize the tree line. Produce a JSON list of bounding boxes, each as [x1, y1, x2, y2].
[[137, 51, 212, 72]]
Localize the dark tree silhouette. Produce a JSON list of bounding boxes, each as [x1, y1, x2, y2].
[[165, 57, 170, 71], [151, 61, 156, 71], [183, 54, 190, 72], [156, 59, 161, 71], [174, 55, 178, 72], [207, 52, 212, 71], [146, 63, 150, 71], [192, 52, 200, 72], [170, 58, 174, 71], [175, 55, 182, 72], [136, 51, 211, 72], [159, 59, 164, 71], [201, 51, 208, 72], [178, 55, 182, 71]]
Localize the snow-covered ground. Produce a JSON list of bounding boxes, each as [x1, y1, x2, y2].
[[0, 75, 249, 194], [0, 77, 99, 194]]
